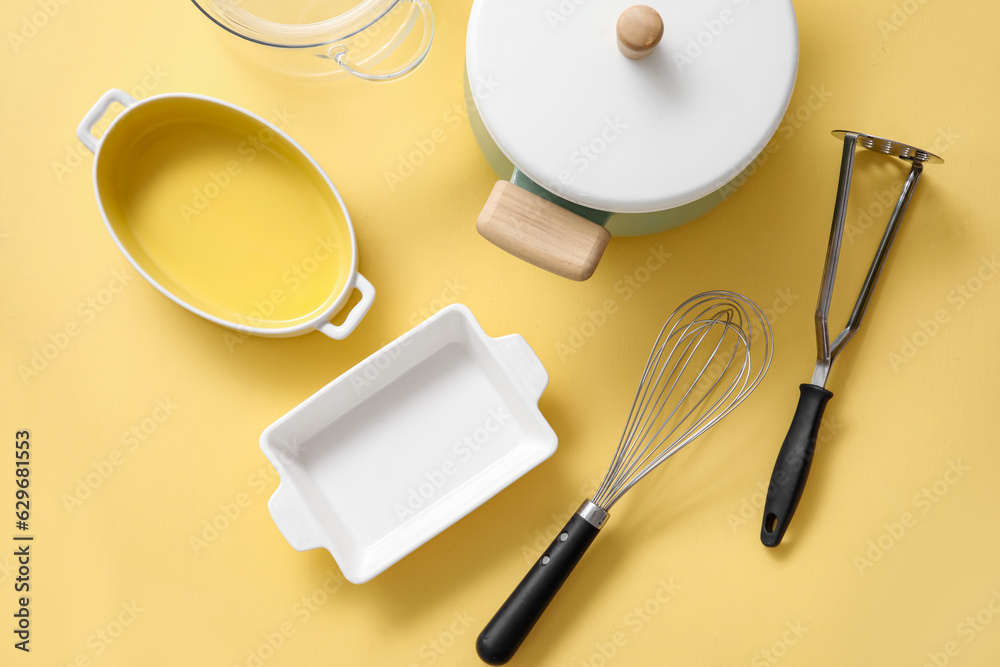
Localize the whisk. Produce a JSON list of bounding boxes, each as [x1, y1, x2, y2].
[[476, 291, 773, 665]]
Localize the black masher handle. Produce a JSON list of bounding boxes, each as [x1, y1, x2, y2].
[[761, 384, 833, 547]]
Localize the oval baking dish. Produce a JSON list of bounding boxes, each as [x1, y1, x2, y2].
[[78, 88, 374, 339]]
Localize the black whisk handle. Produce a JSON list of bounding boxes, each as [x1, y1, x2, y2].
[[761, 384, 833, 547], [477, 510, 603, 665]]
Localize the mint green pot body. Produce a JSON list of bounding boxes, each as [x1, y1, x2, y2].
[[463, 72, 755, 238]]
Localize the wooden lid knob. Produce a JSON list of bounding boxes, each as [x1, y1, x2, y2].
[[616, 5, 663, 60]]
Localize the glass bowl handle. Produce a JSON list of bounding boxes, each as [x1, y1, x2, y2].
[[326, 0, 434, 82]]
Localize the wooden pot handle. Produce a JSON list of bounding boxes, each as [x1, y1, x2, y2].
[[477, 181, 611, 281]]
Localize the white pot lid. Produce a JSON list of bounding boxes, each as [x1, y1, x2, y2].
[[466, 0, 798, 213]]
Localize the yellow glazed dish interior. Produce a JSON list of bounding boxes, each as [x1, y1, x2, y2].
[[95, 96, 353, 330]]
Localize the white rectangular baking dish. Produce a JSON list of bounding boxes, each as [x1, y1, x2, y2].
[[261, 304, 557, 583]]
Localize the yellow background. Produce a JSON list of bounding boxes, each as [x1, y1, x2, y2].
[[2, 0, 999, 665]]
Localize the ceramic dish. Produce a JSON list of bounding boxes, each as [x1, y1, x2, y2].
[[261, 304, 558, 583], [78, 88, 374, 339]]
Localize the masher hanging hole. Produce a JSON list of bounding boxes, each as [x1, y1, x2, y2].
[[764, 514, 777, 533]]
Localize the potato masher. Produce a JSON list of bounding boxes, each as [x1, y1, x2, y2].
[[761, 130, 944, 547]]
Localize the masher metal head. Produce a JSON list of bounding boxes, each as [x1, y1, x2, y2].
[[761, 130, 943, 548], [812, 131, 943, 387]]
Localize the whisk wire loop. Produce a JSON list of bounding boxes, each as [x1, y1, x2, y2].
[[592, 291, 772, 509]]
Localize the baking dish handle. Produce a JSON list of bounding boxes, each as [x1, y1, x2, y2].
[[317, 273, 376, 340], [268, 484, 322, 551], [77, 89, 137, 154], [324, 0, 434, 82], [496, 334, 549, 399]]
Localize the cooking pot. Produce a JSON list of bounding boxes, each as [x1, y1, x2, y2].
[[78, 88, 375, 339], [192, 0, 434, 81], [466, 0, 799, 280]]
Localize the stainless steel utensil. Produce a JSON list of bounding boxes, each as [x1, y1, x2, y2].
[[476, 291, 773, 665], [760, 130, 944, 548]]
